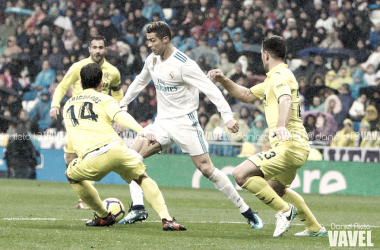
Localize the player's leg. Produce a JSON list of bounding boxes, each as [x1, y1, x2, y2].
[[113, 142, 186, 231], [64, 140, 92, 210], [269, 180, 327, 237], [191, 153, 263, 229], [120, 135, 163, 223], [65, 156, 116, 227]]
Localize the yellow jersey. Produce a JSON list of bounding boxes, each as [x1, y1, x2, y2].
[[51, 57, 121, 108], [63, 89, 123, 158], [250, 63, 309, 150]]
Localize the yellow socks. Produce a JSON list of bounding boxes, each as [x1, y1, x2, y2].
[[71, 180, 108, 218], [78, 181, 95, 202], [140, 178, 172, 221], [242, 176, 289, 213], [282, 189, 322, 233]]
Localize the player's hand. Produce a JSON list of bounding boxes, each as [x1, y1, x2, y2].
[[50, 107, 60, 120], [271, 126, 291, 142], [114, 123, 128, 135], [226, 119, 239, 133], [207, 69, 225, 82], [143, 132, 157, 146]]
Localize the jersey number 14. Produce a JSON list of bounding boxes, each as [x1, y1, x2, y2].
[[67, 102, 98, 126]]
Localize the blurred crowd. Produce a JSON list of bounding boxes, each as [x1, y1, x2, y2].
[[1, 0, 380, 157]]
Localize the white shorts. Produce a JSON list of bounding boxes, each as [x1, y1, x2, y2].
[[145, 111, 208, 156]]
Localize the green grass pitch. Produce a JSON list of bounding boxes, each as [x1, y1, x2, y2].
[[0, 179, 379, 249]]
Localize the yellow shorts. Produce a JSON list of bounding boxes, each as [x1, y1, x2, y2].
[[64, 137, 76, 154], [247, 140, 309, 187], [67, 141, 146, 184]]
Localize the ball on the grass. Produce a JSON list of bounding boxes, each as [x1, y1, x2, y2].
[[102, 198, 125, 223]]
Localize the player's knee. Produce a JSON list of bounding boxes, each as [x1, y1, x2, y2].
[[64, 170, 76, 184], [197, 162, 214, 177], [232, 168, 247, 187]]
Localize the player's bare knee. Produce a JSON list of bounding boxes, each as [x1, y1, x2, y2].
[[232, 168, 247, 187], [197, 160, 214, 177], [64, 170, 77, 184]]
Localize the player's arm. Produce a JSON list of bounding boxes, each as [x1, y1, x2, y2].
[[110, 70, 123, 104], [207, 69, 260, 103], [183, 61, 238, 132], [50, 67, 78, 120], [105, 100, 156, 145], [119, 62, 152, 109], [270, 73, 292, 142]]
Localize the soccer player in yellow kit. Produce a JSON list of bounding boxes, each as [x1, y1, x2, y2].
[[49, 35, 134, 210], [63, 63, 186, 230], [208, 36, 327, 237]]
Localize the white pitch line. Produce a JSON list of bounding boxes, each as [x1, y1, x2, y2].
[[2, 218, 379, 228]]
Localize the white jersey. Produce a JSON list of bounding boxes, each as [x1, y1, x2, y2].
[[120, 48, 233, 124]]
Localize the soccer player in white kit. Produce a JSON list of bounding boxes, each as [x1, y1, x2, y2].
[[118, 21, 263, 229]]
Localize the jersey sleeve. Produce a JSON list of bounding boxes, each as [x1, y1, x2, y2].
[[119, 61, 152, 108], [250, 82, 267, 100], [104, 99, 144, 134], [110, 70, 123, 104], [182, 60, 233, 124], [51, 66, 79, 108], [269, 72, 292, 100]]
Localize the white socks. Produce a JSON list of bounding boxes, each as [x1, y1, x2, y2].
[[129, 180, 144, 206], [128, 149, 144, 206], [208, 168, 249, 213]]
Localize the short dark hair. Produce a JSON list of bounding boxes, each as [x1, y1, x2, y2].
[[80, 63, 103, 89], [146, 21, 172, 40], [262, 35, 287, 61], [89, 35, 107, 47]]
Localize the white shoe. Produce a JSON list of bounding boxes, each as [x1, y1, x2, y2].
[[273, 204, 298, 237], [294, 226, 328, 237]]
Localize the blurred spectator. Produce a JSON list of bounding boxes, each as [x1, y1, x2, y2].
[[325, 70, 336, 88], [357, 121, 380, 148], [245, 114, 266, 143], [0, 68, 17, 91], [347, 57, 360, 76], [230, 62, 246, 82], [62, 29, 78, 53], [142, 0, 164, 22], [349, 94, 367, 121], [24, 4, 46, 35], [293, 58, 314, 80], [327, 67, 352, 90], [2, 92, 22, 118], [369, 23, 380, 49], [303, 113, 317, 140], [340, 21, 362, 50], [3, 37, 22, 58], [236, 141, 255, 158], [310, 56, 328, 80], [29, 89, 53, 132], [354, 40, 371, 64], [221, 39, 239, 63], [330, 119, 356, 147], [286, 28, 305, 59], [363, 64, 376, 86], [129, 93, 153, 123], [32, 60, 55, 90], [204, 114, 222, 141], [48, 45, 64, 71], [98, 18, 120, 42], [273, 0, 287, 21], [0, 18, 17, 41], [0, 37, 5, 57], [4, 126, 38, 179], [319, 28, 343, 49], [70, 41, 88, 63], [198, 112, 209, 130], [350, 69, 368, 99], [209, 127, 234, 156], [361, 105, 379, 131], [324, 94, 343, 125], [221, 18, 243, 42], [315, 9, 334, 31], [217, 53, 234, 76], [134, 9, 149, 34], [19, 109, 32, 132], [73, 17, 87, 42], [309, 96, 325, 111], [354, 12, 371, 40], [338, 83, 355, 126], [330, 58, 342, 74], [111, 8, 126, 35]]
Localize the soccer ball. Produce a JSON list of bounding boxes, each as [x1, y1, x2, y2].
[[102, 198, 125, 223]]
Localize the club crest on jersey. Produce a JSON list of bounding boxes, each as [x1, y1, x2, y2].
[[103, 72, 109, 80], [169, 71, 174, 78]]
